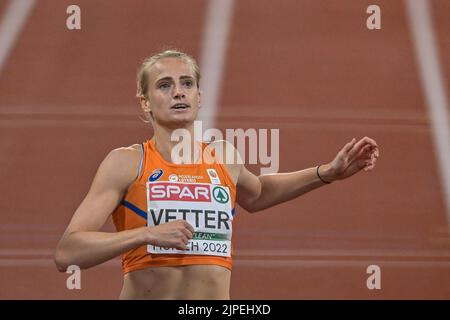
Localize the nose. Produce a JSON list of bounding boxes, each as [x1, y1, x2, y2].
[[173, 84, 186, 99]]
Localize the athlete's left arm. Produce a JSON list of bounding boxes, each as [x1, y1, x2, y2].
[[235, 136, 380, 213]]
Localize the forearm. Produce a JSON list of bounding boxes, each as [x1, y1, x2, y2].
[[54, 227, 148, 271], [251, 164, 334, 212]]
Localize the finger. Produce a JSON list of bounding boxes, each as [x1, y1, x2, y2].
[[170, 239, 185, 250], [348, 140, 376, 160], [342, 138, 357, 153], [353, 137, 378, 152], [177, 243, 188, 250], [176, 237, 188, 250], [345, 157, 367, 176], [181, 228, 193, 239], [182, 237, 191, 250], [370, 150, 378, 159], [359, 144, 373, 157], [183, 221, 195, 233], [364, 148, 378, 159], [348, 142, 368, 160], [364, 158, 377, 170], [367, 145, 379, 156], [360, 136, 378, 147]]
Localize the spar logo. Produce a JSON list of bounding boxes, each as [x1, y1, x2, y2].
[[148, 182, 211, 202], [212, 186, 229, 204]]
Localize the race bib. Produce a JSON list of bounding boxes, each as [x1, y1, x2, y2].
[[146, 181, 233, 257]]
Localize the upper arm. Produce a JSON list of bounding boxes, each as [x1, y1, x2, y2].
[[235, 165, 262, 212], [61, 146, 141, 236]]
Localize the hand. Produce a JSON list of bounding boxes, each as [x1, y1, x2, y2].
[[145, 220, 195, 250], [326, 136, 380, 181]]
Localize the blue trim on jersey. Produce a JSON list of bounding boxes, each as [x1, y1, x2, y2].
[[232, 207, 236, 216], [122, 200, 147, 220], [137, 143, 144, 178]]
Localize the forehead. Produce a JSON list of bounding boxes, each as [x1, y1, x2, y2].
[[148, 57, 195, 81]]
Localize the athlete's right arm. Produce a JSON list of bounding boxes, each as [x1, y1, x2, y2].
[[54, 147, 194, 272]]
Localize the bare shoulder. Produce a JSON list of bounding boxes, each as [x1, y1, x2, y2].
[[96, 144, 142, 190], [128, 143, 142, 152], [107, 144, 141, 164], [206, 140, 243, 184], [206, 140, 243, 163]]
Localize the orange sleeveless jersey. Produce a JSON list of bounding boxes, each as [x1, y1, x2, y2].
[[112, 139, 237, 274]]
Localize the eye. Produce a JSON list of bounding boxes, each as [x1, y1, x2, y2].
[[183, 80, 193, 88], [158, 82, 170, 89]]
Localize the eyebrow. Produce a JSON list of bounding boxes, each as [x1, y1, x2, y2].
[[155, 75, 194, 84]]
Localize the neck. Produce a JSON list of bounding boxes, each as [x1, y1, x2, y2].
[[151, 122, 199, 164]]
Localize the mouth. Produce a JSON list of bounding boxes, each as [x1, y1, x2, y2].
[[171, 103, 191, 110]]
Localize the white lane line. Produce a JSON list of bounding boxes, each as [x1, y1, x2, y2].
[[0, 0, 36, 75], [0, 259, 56, 267], [1, 258, 450, 268], [0, 258, 121, 267], [236, 248, 450, 258], [1, 248, 450, 258], [234, 259, 450, 268], [198, 0, 235, 129], [0, 249, 54, 256], [405, 0, 450, 229]]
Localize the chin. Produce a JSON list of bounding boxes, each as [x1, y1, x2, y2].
[[162, 116, 197, 128]]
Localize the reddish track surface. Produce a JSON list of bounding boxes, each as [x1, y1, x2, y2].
[[0, 0, 449, 299]]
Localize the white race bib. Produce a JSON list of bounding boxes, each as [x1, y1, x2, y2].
[[146, 181, 233, 257]]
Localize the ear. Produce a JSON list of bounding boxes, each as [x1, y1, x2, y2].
[[140, 95, 151, 113], [139, 95, 154, 122], [198, 89, 202, 109]]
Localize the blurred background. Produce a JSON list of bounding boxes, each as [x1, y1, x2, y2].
[[0, 0, 449, 299]]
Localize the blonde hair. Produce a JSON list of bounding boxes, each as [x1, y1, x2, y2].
[[136, 49, 201, 99]]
